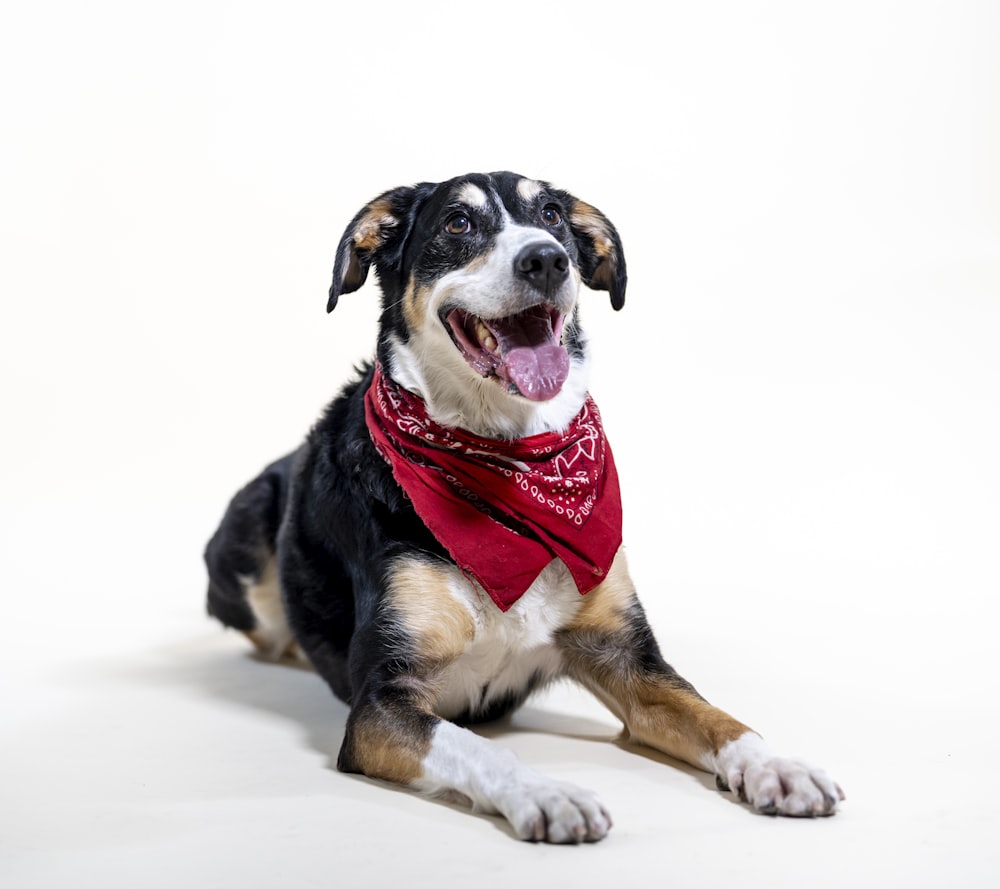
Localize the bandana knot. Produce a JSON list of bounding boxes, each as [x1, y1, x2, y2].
[[364, 365, 623, 610]]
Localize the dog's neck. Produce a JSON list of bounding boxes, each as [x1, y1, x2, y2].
[[384, 339, 592, 440]]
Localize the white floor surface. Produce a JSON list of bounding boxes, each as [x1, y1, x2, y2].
[[3, 2, 999, 887]]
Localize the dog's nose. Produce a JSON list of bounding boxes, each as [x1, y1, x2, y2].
[[514, 242, 569, 295]]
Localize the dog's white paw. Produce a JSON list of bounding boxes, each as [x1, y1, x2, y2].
[[417, 722, 612, 843], [714, 733, 844, 817], [498, 780, 613, 843]]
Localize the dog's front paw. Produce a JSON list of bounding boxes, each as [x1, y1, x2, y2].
[[714, 733, 844, 817], [499, 780, 613, 843]]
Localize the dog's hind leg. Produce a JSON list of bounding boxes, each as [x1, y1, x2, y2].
[[204, 452, 304, 662]]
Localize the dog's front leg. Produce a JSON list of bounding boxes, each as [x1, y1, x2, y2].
[[337, 686, 612, 843], [559, 554, 844, 817]]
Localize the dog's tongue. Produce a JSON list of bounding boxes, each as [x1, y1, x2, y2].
[[492, 311, 569, 402], [502, 344, 569, 401]]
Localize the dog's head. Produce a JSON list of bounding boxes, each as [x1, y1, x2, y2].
[[328, 172, 626, 436]]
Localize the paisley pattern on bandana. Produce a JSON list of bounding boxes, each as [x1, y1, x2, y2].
[[364, 364, 623, 611]]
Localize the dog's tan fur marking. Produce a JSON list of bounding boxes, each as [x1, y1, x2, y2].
[[570, 200, 615, 257], [342, 698, 433, 785], [575, 657, 753, 769], [240, 556, 307, 664], [402, 280, 426, 333], [569, 199, 619, 293], [335, 197, 400, 295], [621, 684, 754, 769], [387, 557, 476, 667], [564, 548, 635, 637], [352, 197, 398, 252], [243, 630, 307, 665]]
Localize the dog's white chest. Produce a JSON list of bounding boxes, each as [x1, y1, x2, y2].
[[432, 561, 583, 720]]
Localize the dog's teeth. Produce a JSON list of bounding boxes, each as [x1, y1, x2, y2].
[[475, 320, 498, 353]]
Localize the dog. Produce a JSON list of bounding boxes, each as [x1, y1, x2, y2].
[[204, 171, 844, 843]]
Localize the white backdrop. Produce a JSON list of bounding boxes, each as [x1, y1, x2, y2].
[[2, 1, 999, 886]]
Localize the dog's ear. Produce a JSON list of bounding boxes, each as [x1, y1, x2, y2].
[[567, 199, 628, 311], [327, 187, 418, 312]]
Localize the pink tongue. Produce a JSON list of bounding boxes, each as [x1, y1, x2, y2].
[[487, 307, 569, 402], [502, 344, 570, 401]]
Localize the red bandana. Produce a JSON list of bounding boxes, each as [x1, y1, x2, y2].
[[364, 365, 623, 611]]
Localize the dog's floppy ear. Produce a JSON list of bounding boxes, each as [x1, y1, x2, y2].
[[567, 199, 628, 311], [327, 186, 417, 312]]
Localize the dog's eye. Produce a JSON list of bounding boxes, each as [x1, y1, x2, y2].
[[445, 214, 473, 236], [540, 205, 562, 227]]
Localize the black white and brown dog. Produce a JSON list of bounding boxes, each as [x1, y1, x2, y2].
[[204, 171, 844, 843]]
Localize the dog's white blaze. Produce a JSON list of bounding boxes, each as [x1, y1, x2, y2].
[[433, 222, 578, 320], [430, 560, 584, 720]]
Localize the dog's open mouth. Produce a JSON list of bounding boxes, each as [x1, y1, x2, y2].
[[444, 305, 569, 402]]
